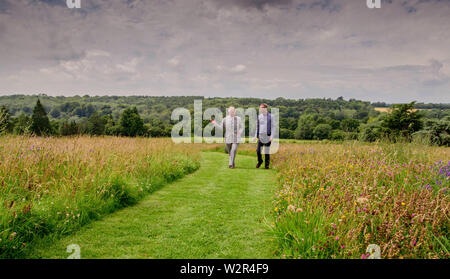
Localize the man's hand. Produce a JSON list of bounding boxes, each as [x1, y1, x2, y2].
[[269, 138, 273, 143], [252, 137, 257, 142], [210, 119, 216, 125]]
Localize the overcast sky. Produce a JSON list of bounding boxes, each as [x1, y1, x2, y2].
[[0, 0, 449, 103]]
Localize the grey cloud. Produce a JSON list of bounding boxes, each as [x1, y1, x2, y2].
[[0, 0, 450, 103], [0, 0, 10, 13], [400, 0, 450, 13], [423, 78, 449, 87], [33, 0, 67, 7], [309, 0, 340, 12], [360, 40, 377, 47], [214, 0, 341, 12], [212, 0, 294, 10]]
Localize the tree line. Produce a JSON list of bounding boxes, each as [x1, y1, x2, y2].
[[0, 99, 147, 137], [0, 95, 448, 146]]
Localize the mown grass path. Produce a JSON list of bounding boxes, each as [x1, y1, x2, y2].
[[28, 152, 278, 259]]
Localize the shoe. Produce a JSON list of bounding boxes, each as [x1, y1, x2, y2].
[[231, 165, 235, 169], [265, 166, 270, 169], [256, 162, 262, 168], [229, 165, 233, 168]]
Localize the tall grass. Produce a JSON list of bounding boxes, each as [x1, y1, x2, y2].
[[0, 136, 200, 258], [270, 141, 449, 259]]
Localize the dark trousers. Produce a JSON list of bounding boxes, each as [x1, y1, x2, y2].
[[257, 139, 271, 167]]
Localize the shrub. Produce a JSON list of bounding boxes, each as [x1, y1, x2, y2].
[[341, 119, 360, 132], [295, 114, 317, 140], [313, 124, 332, 140], [280, 128, 295, 139], [331, 130, 346, 141], [413, 119, 450, 147], [359, 123, 384, 142], [345, 132, 359, 140]]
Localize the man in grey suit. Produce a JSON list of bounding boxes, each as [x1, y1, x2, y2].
[[211, 107, 243, 169], [253, 103, 276, 169]]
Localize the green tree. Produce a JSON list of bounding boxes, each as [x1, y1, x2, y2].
[[331, 129, 346, 141], [100, 105, 113, 116], [280, 128, 294, 139], [328, 119, 341, 130], [50, 120, 60, 135], [381, 102, 423, 140], [147, 126, 165, 137], [0, 106, 11, 135], [13, 113, 32, 135], [359, 122, 385, 142], [59, 120, 80, 136], [313, 124, 332, 140], [87, 112, 107, 135], [413, 119, 450, 147], [295, 114, 317, 140], [30, 99, 52, 136], [50, 107, 61, 118], [341, 118, 360, 132], [60, 102, 80, 113], [120, 107, 145, 137], [104, 115, 120, 136]]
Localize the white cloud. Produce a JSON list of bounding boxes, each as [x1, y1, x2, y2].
[[116, 58, 141, 74], [168, 57, 180, 67], [230, 64, 247, 73]]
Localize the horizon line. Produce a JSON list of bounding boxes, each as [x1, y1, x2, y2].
[[0, 93, 449, 105]]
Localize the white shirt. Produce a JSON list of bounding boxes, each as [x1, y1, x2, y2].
[[255, 113, 276, 142]]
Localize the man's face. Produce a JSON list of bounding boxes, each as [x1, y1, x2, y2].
[[229, 108, 235, 117], [259, 105, 267, 115]]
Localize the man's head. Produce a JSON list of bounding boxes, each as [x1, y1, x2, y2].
[[259, 103, 268, 115], [228, 106, 236, 117]]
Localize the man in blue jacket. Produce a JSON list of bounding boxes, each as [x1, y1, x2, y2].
[[253, 103, 276, 169]]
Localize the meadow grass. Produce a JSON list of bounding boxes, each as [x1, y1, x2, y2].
[[1, 135, 448, 259], [269, 141, 449, 259], [25, 152, 277, 259], [0, 136, 200, 258]]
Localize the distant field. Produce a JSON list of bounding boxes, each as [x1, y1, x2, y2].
[[374, 107, 391, 113], [374, 107, 423, 113]]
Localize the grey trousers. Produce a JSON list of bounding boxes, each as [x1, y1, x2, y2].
[[226, 143, 239, 166]]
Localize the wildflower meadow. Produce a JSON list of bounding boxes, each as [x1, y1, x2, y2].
[[0, 136, 448, 259], [270, 142, 449, 259], [0, 136, 200, 258]]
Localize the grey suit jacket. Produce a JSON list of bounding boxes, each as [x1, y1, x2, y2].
[[213, 116, 244, 144]]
